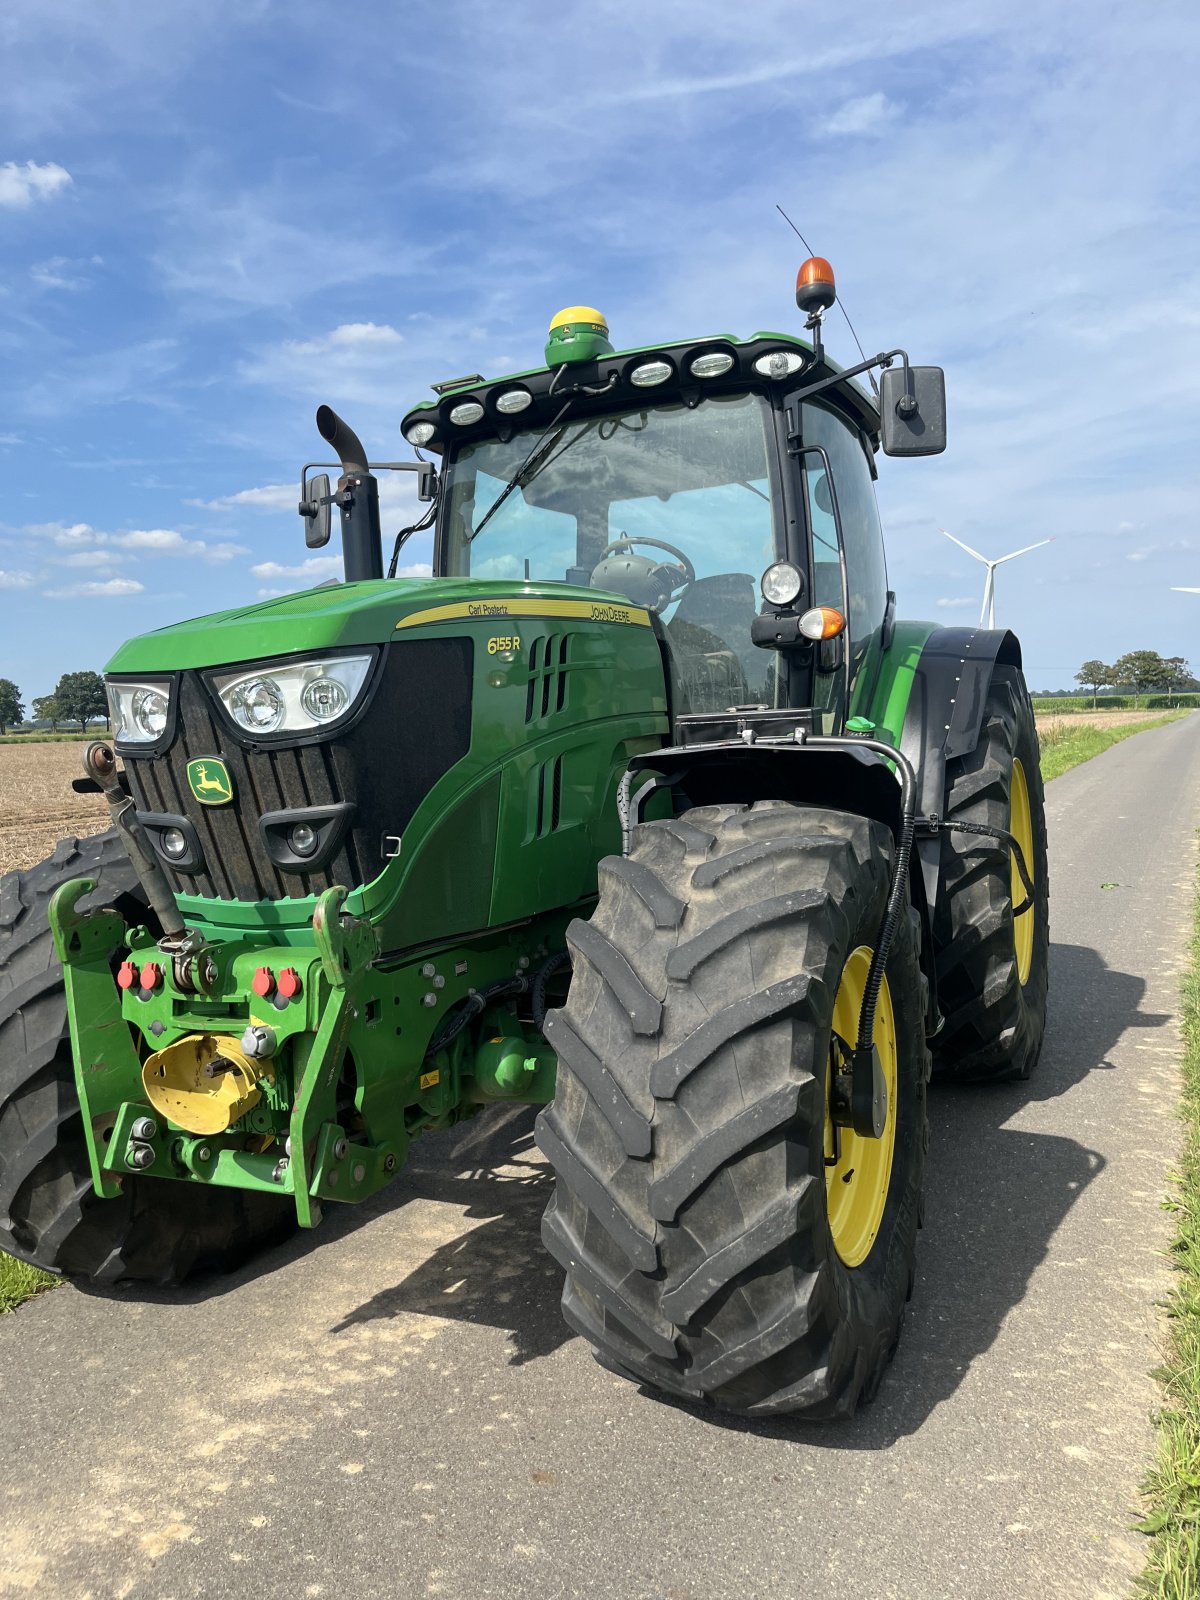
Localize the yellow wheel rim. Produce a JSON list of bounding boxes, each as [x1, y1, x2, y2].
[[824, 947, 898, 1268], [1010, 757, 1035, 986]]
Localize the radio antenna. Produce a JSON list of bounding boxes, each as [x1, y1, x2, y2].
[[775, 203, 879, 397]]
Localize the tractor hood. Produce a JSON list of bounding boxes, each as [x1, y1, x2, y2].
[[105, 578, 649, 674]]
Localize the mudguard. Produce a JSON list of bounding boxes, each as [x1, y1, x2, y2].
[[898, 625, 1023, 920]]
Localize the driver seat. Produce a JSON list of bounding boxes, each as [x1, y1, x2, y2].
[[664, 573, 762, 714]]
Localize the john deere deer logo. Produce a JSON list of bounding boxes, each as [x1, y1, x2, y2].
[[186, 757, 233, 806]]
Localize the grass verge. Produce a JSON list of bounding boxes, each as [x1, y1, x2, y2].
[[1039, 711, 1190, 782], [0, 1252, 56, 1314], [1137, 850, 1200, 1595]]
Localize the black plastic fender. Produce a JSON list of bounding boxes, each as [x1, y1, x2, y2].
[[898, 625, 1023, 920]]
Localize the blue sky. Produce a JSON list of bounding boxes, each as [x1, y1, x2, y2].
[[1, 0, 1197, 699]]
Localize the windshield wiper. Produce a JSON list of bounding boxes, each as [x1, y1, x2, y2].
[[468, 398, 577, 543], [468, 370, 616, 543]]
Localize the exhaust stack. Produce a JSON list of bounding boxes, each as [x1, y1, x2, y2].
[[316, 405, 384, 583]]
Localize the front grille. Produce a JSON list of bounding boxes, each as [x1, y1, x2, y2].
[[122, 638, 473, 902]]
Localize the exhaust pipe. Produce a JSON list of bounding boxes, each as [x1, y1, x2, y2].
[[315, 405, 383, 583]]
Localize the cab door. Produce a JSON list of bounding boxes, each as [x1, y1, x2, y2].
[[798, 399, 890, 732]]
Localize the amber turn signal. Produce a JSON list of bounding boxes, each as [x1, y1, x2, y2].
[[798, 606, 846, 641]]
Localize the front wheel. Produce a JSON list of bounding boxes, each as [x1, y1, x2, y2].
[[537, 801, 929, 1419]]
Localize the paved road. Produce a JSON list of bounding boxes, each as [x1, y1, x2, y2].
[[3, 715, 1199, 1600]]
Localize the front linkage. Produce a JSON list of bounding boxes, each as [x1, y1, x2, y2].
[[49, 759, 566, 1229]]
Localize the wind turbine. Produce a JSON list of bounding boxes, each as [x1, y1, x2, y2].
[[1172, 587, 1200, 594], [940, 529, 1054, 629]]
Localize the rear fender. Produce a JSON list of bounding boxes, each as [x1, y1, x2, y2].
[[897, 626, 1022, 918]]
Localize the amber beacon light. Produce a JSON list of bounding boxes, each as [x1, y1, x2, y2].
[[795, 256, 837, 315]]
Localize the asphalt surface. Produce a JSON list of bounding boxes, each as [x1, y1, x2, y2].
[[3, 714, 1199, 1600]]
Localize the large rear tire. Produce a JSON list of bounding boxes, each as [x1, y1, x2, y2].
[[931, 666, 1050, 1082], [537, 801, 929, 1419], [0, 832, 294, 1284]]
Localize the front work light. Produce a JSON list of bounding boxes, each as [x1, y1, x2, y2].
[[760, 562, 804, 607], [404, 419, 438, 447], [449, 401, 484, 427], [629, 360, 673, 388], [214, 653, 374, 737], [753, 350, 807, 381], [688, 350, 735, 379]]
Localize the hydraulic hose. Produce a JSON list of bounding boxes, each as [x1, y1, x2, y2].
[[424, 976, 528, 1059], [531, 951, 571, 1030]]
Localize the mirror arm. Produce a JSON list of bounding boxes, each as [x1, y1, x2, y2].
[[792, 346, 910, 410]]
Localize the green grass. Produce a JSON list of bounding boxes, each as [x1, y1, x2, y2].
[[1138, 853, 1200, 1596], [0, 1252, 56, 1313], [0, 731, 102, 743], [1038, 712, 1191, 782], [1033, 695, 1200, 714]]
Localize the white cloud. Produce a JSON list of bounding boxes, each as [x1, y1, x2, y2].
[[819, 92, 898, 137], [0, 569, 36, 589], [30, 522, 245, 563], [250, 555, 344, 581], [192, 483, 297, 513], [48, 522, 99, 547], [45, 578, 146, 598], [54, 550, 131, 568], [0, 160, 72, 208], [325, 322, 401, 349], [936, 596, 978, 607], [394, 563, 432, 579], [1126, 547, 1156, 562]]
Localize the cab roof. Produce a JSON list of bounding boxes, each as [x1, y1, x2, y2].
[[400, 330, 881, 456]]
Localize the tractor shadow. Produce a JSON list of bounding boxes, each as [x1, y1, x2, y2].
[[79, 1102, 567, 1365], [326, 1104, 567, 1364]]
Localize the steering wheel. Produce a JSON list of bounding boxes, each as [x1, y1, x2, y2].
[[595, 536, 696, 608]]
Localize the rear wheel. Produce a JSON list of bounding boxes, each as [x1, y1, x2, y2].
[[931, 666, 1049, 1082], [537, 801, 929, 1419], [0, 832, 294, 1284]]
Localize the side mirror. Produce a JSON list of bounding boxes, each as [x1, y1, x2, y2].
[[416, 461, 437, 503], [300, 472, 332, 548], [879, 365, 947, 457]]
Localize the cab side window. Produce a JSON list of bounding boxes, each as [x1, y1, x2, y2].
[[800, 402, 888, 681]]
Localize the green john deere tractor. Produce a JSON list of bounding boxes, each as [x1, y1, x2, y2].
[[0, 260, 1047, 1418]]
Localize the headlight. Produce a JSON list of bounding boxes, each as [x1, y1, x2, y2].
[[213, 654, 374, 737], [108, 679, 172, 744]]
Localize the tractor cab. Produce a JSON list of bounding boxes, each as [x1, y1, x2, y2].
[[394, 273, 946, 731]]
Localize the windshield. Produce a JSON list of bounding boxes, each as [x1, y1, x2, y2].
[[440, 391, 781, 711]]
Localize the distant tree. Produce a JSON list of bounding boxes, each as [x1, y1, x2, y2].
[[1075, 659, 1111, 710], [1111, 649, 1170, 707], [32, 693, 63, 731], [54, 670, 108, 733], [0, 678, 23, 735], [1162, 656, 1195, 707]]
